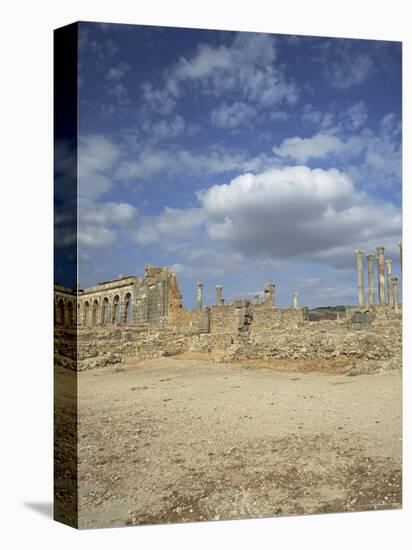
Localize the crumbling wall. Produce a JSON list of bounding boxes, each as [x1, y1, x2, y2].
[[250, 303, 307, 334], [209, 304, 238, 334], [72, 315, 402, 372], [167, 308, 206, 334]]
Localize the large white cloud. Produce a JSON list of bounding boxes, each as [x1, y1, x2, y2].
[[197, 165, 401, 267]]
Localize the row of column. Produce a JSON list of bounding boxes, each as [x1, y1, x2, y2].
[[355, 244, 401, 312], [196, 282, 300, 309]]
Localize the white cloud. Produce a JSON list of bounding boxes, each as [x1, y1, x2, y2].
[[197, 165, 401, 267], [78, 134, 120, 199], [275, 106, 400, 192], [80, 200, 137, 226], [77, 135, 139, 249], [115, 147, 270, 180], [78, 200, 137, 249], [106, 62, 130, 81], [313, 40, 375, 89], [211, 102, 257, 129], [273, 133, 346, 162], [302, 104, 335, 128], [380, 113, 400, 134], [326, 53, 374, 89], [142, 115, 186, 140], [54, 227, 76, 248], [141, 83, 177, 116], [269, 110, 289, 122], [131, 207, 206, 245], [340, 101, 368, 131], [141, 32, 298, 115], [78, 225, 116, 248]]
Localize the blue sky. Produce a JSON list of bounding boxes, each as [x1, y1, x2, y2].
[[72, 22, 401, 308]]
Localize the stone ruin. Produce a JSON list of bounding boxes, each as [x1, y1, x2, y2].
[[54, 244, 402, 373]]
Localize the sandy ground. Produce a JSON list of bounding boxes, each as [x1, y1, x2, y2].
[[73, 357, 401, 528]]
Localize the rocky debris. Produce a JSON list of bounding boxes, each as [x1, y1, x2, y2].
[[56, 317, 401, 373]]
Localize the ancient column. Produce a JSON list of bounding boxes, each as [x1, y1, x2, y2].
[[354, 250, 365, 307], [392, 277, 399, 314], [385, 259, 393, 307], [293, 292, 298, 308], [254, 293, 260, 304], [376, 246, 386, 305], [366, 253, 375, 306], [264, 283, 276, 306], [215, 285, 223, 305], [197, 282, 203, 310]]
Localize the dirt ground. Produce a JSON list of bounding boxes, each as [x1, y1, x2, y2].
[[72, 356, 401, 528]]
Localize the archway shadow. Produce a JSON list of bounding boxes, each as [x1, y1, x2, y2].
[[23, 501, 53, 518]]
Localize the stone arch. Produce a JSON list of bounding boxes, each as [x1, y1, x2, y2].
[[112, 295, 120, 324], [102, 296, 110, 325], [92, 299, 99, 326], [57, 298, 65, 326], [83, 301, 90, 327], [124, 292, 133, 324], [67, 301, 74, 327]]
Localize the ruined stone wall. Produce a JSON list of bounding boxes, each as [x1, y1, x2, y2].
[[53, 262, 402, 374], [167, 308, 208, 334], [209, 304, 238, 334], [77, 276, 138, 327], [249, 303, 308, 334], [63, 315, 402, 372], [54, 285, 76, 327], [344, 304, 402, 326], [168, 301, 255, 336], [72, 266, 182, 328]]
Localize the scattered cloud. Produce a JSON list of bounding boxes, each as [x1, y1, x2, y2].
[[106, 62, 130, 81], [142, 114, 186, 141], [115, 146, 271, 180], [273, 134, 346, 162], [131, 207, 206, 245], [78, 134, 120, 199], [142, 82, 178, 116], [78, 225, 117, 248], [340, 101, 368, 131], [80, 200, 137, 226], [211, 102, 257, 129], [312, 39, 375, 89], [141, 32, 299, 116]]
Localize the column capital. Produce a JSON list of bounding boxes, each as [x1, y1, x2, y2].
[[354, 249, 364, 256], [197, 281, 204, 288], [376, 245, 385, 253]]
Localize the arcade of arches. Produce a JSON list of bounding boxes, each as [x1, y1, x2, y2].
[[54, 266, 182, 329]]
